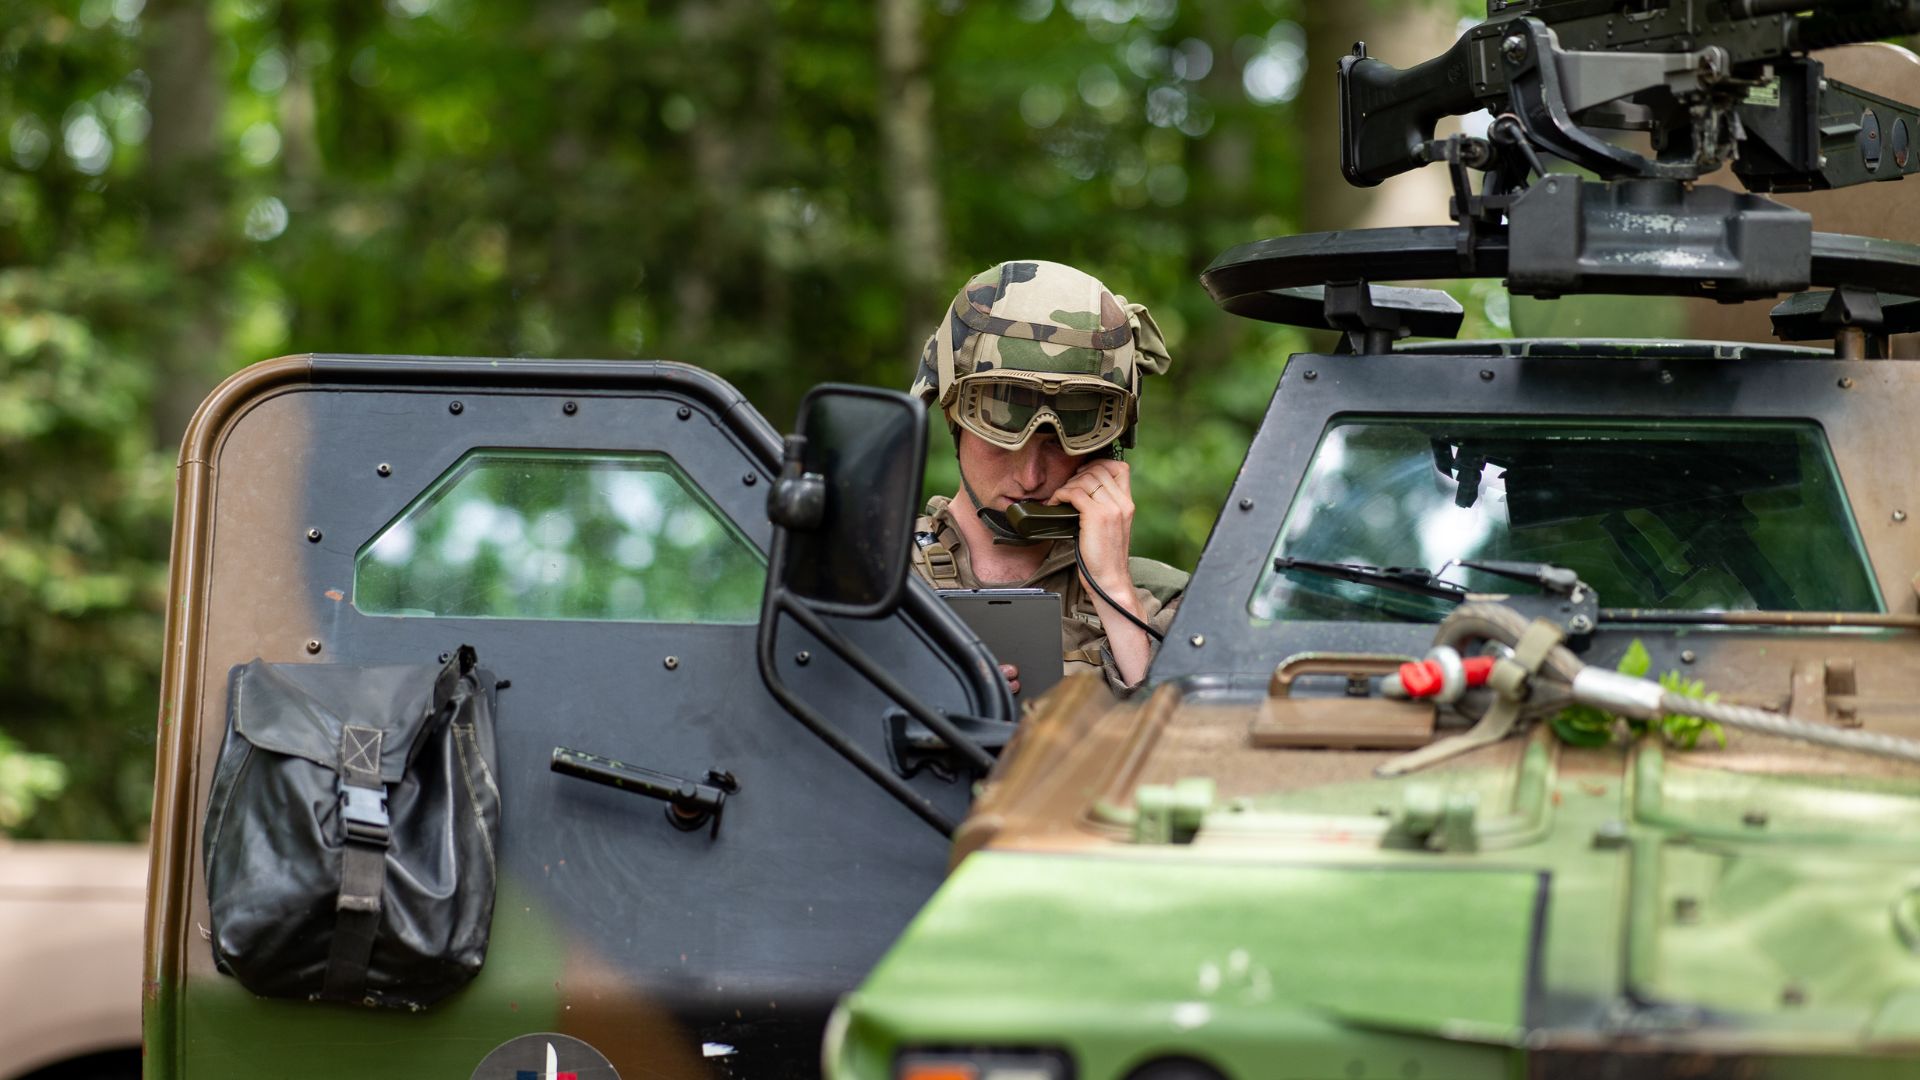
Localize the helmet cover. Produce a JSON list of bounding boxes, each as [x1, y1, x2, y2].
[[909, 260, 1171, 446]]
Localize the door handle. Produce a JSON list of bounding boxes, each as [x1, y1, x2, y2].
[[550, 746, 738, 838]]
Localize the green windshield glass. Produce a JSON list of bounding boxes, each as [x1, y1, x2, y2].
[[355, 450, 764, 623], [1250, 418, 1880, 623]]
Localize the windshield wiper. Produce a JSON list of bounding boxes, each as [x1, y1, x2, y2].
[[1275, 557, 1607, 645], [1273, 557, 1920, 634], [1272, 557, 1468, 602]]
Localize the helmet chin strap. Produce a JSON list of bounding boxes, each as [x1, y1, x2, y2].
[[959, 464, 1041, 546]]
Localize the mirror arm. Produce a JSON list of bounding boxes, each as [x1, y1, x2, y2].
[[757, 536, 961, 837], [777, 589, 997, 774], [767, 434, 827, 531]]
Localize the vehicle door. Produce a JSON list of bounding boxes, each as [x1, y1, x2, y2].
[[145, 355, 993, 1078]]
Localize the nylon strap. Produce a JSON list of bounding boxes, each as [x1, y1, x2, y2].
[[910, 513, 960, 585], [1376, 618, 1566, 779], [324, 724, 388, 1002], [935, 306, 959, 408], [912, 531, 959, 584]]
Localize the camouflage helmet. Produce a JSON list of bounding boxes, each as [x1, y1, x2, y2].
[[910, 260, 1172, 448]]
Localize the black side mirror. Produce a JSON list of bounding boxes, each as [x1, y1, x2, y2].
[[767, 384, 925, 618], [757, 384, 998, 838]]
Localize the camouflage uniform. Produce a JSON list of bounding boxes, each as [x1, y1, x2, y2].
[[908, 260, 1183, 694], [910, 496, 1186, 694]]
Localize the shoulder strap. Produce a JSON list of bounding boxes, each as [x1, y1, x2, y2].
[[910, 512, 959, 585]]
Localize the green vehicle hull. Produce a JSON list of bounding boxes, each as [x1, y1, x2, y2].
[[829, 704, 1920, 1078]]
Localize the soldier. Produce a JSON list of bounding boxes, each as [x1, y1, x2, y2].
[[908, 260, 1186, 694]]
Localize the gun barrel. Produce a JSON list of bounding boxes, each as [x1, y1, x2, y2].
[[1734, 0, 1813, 16], [1788, 0, 1920, 51]]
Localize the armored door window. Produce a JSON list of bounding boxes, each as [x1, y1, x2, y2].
[[355, 449, 765, 622]]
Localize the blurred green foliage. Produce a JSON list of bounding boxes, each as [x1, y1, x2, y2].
[[0, 729, 69, 828], [0, 187, 173, 838], [0, 0, 1462, 837], [1550, 639, 1727, 751], [355, 450, 765, 623]]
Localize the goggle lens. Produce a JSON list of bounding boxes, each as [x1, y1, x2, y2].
[[960, 378, 1123, 449], [977, 383, 1043, 433], [1050, 390, 1109, 436]]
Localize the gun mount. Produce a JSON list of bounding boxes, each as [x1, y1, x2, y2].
[[1207, 0, 1920, 348], [1343, 0, 1920, 190]]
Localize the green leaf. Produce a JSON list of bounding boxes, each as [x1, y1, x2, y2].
[[1551, 705, 1614, 747], [1616, 638, 1652, 678], [1550, 637, 1729, 754], [1654, 669, 1723, 751]]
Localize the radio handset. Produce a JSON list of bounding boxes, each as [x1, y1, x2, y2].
[[998, 497, 1165, 644], [1003, 501, 1080, 541]]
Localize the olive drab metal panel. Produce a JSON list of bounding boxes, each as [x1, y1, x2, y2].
[[146, 356, 991, 1079]]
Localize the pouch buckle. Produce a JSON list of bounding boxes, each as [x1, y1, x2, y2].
[[338, 781, 391, 846]]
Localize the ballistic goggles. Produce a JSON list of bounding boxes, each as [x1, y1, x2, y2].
[[950, 372, 1131, 453]]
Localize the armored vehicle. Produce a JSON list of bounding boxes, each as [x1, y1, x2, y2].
[[146, 2, 1920, 1078], [817, 5, 1920, 1080]]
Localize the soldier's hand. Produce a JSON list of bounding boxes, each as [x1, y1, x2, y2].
[[1048, 456, 1152, 686], [1047, 457, 1135, 600], [999, 663, 1022, 695]]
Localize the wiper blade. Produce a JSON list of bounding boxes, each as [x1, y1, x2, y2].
[[1273, 557, 1469, 602], [1457, 558, 1583, 597]]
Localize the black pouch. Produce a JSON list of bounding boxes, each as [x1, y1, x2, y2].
[[203, 645, 500, 1009]]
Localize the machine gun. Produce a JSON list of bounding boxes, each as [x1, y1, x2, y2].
[[1203, 0, 1920, 351], [1343, 0, 1920, 191]]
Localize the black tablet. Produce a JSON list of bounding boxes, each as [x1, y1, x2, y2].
[[939, 588, 1064, 702]]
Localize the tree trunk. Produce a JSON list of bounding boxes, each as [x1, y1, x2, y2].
[[142, 0, 227, 448], [670, 0, 744, 353], [275, 3, 324, 193], [876, 0, 948, 317]]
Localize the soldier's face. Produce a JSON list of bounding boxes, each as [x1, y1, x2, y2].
[[956, 428, 1080, 509]]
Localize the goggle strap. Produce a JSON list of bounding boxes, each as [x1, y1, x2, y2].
[[935, 311, 960, 408]]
